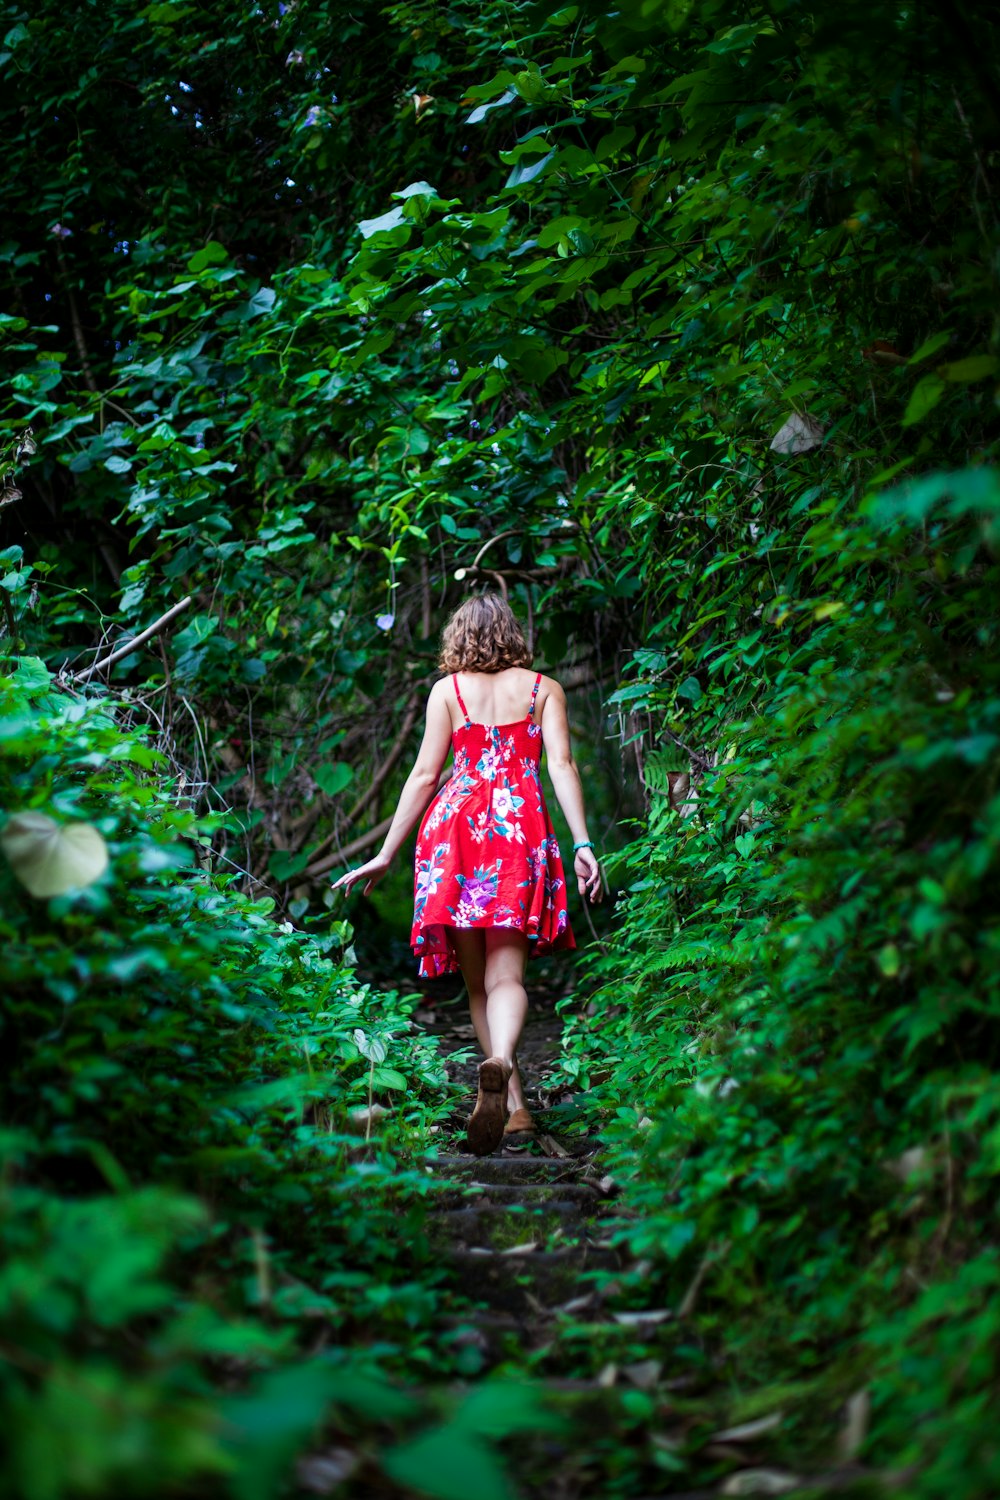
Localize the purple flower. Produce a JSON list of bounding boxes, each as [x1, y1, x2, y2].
[[303, 105, 322, 127], [456, 864, 499, 918], [376, 613, 394, 631], [50, 223, 73, 240]]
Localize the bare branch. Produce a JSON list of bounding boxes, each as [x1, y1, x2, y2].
[[73, 596, 193, 683]]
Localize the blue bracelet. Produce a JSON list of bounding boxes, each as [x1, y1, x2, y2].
[[573, 840, 594, 851]]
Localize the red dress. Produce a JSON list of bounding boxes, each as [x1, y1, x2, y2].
[[411, 672, 576, 977]]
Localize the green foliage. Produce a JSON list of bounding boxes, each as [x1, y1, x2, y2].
[[2, 0, 1000, 1492], [0, 661, 468, 1496]]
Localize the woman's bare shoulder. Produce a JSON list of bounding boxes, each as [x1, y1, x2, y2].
[[427, 676, 453, 709]]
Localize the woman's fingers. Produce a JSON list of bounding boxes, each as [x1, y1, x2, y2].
[[333, 856, 388, 896], [574, 850, 602, 903]]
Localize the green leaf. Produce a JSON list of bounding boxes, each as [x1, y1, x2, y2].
[[392, 180, 440, 201], [908, 330, 952, 364], [937, 355, 998, 383], [901, 375, 946, 426], [466, 89, 517, 124], [504, 151, 554, 189], [315, 762, 354, 796], [354, 1029, 388, 1065], [358, 206, 408, 238], [371, 1066, 407, 1090], [187, 240, 229, 273], [382, 1429, 512, 1500], [223, 1363, 413, 1500], [246, 287, 276, 317], [11, 656, 51, 696], [453, 1381, 561, 1439]]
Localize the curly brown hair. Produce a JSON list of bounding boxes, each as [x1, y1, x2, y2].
[[438, 593, 532, 674]]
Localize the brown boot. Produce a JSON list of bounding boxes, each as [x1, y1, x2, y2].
[[467, 1057, 511, 1156], [504, 1107, 536, 1136]]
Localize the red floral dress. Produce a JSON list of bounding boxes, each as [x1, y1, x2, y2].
[[411, 672, 576, 977]]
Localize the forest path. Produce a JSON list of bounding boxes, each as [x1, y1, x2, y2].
[[413, 981, 621, 1378], [399, 985, 723, 1500], [393, 987, 859, 1499]]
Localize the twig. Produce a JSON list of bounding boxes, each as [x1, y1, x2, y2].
[[453, 563, 509, 598], [73, 596, 192, 682], [306, 814, 395, 879], [581, 887, 610, 954], [419, 554, 431, 640], [662, 726, 713, 774], [677, 1239, 729, 1320], [471, 530, 520, 570], [0, 591, 16, 650], [56, 246, 100, 396], [307, 768, 450, 879]]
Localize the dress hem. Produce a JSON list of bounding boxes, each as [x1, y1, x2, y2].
[[413, 918, 576, 978]]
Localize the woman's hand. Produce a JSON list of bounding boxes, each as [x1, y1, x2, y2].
[[330, 851, 391, 897], [574, 847, 602, 903]]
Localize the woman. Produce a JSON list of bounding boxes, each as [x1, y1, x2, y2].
[[332, 594, 602, 1156]]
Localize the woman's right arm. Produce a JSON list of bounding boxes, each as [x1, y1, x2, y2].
[[331, 680, 453, 896], [540, 681, 602, 903]]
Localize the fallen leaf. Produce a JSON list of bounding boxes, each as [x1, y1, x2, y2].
[[556, 1293, 596, 1315], [711, 1412, 784, 1444], [720, 1469, 802, 1496], [837, 1389, 870, 1461], [622, 1359, 662, 1390], [612, 1308, 673, 1327], [296, 1447, 359, 1494]]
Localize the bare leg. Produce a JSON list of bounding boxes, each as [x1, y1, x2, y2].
[[483, 931, 529, 1111], [450, 928, 527, 1114]]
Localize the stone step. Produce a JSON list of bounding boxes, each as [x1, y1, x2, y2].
[[430, 1203, 589, 1251], [428, 1154, 586, 1182], [446, 1244, 620, 1313], [433, 1180, 600, 1209]]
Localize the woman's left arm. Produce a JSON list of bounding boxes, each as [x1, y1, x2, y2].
[[331, 681, 453, 895]]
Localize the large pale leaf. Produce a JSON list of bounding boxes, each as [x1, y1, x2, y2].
[[1, 811, 109, 897], [769, 412, 824, 454]]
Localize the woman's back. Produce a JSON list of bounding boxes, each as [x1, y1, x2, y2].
[[449, 666, 548, 730]]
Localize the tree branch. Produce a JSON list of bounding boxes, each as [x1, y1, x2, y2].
[[73, 596, 192, 683], [306, 767, 450, 880]]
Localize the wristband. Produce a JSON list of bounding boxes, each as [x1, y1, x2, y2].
[[573, 840, 594, 852]]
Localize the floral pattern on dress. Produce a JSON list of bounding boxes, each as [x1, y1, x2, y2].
[[411, 674, 576, 977], [414, 841, 448, 921]]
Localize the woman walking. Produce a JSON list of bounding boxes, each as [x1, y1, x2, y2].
[[332, 594, 602, 1156]]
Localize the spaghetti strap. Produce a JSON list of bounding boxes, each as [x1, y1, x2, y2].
[[453, 673, 472, 726], [528, 670, 542, 720]]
